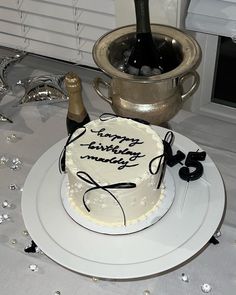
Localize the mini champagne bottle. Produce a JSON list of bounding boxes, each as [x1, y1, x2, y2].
[[64, 72, 90, 135]]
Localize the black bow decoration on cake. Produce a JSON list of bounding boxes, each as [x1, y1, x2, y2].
[[77, 171, 136, 226], [149, 131, 176, 189], [59, 126, 86, 173], [149, 131, 205, 186], [99, 112, 150, 125]]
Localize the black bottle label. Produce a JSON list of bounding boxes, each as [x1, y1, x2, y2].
[[66, 113, 90, 135]]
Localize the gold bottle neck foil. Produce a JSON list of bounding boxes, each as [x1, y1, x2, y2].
[[65, 72, 87, 123]]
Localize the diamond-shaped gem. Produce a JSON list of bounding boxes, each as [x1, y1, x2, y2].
[[2, 200, 10, 208], [0, 155, 9, 168], [6, 134, 18, 143], [12, 157, 22, 165], [10, 164, 21, 171], [3, 213, 9, 220], [214, 230, 221, 238], [10, 239, 17, 245], [29, 264, 39, 272], [9, 184, 20, 190]]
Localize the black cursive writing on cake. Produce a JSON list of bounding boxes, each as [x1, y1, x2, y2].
[[79, 127, 146, 170], [90, 128, 144, 147]]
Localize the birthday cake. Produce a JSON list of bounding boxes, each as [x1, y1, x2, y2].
[[64, 116, 165, 228]]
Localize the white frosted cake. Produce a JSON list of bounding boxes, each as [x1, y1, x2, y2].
[[64, 116, 165, 228]]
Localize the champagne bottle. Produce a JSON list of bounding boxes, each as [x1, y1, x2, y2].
[[125, 0, 164, 76], [64, 72, 90, 135]]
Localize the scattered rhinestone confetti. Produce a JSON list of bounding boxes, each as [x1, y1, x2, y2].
[[2, 201, 8, 208], [214, 230, 221, 238], [0, 155, 9, 168], [201, 283, 212, 293], [29, 264, 39, 272], [1, 155, 23, 170], [10, 239, 17, 245], [9, 157, 23, 170], [0, 213, 10, 223], [22, 230, 29, 236], [181, 273, 189, 282], [6, 134, 18, 143], [10, 164, 21, 171], [12, 157, 22, 165], [92, 277, 99, 282], [143, 290, 151, 295], [2, 200, 11, 208], [3, 213, 9, 220], [10, 164, 19, 171], [9, 184, 20, 191]]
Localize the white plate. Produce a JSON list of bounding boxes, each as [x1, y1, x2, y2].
[[21, 126, 225, 279], [61, 169, 175, 235]]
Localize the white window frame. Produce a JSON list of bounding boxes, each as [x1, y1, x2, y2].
[[184, 31, 236, 123]]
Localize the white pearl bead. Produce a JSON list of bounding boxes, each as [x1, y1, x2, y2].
[[201, 283, 212, 293]]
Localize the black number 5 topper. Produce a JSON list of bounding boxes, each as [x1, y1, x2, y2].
[[179, 150, 206, 182]]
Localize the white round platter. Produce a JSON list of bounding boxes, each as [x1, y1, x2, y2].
[[61, 169, 175, 235], [21, 126, 225, 279]]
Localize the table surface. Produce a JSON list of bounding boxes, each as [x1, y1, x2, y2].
[[0, 49, 235, 295]]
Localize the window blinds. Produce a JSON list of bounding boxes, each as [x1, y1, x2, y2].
[[0, 0, 116, 67], [185, 0, 236, 38]]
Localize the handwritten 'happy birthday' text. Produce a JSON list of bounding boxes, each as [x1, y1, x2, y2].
[[79, 127, 145, 170]]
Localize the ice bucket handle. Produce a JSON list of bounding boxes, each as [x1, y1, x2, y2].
[[179, 70, 200, 103], [93, 77, 112, 105]]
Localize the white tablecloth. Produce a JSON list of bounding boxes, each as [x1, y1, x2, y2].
[[0, 50, 235, 295]]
